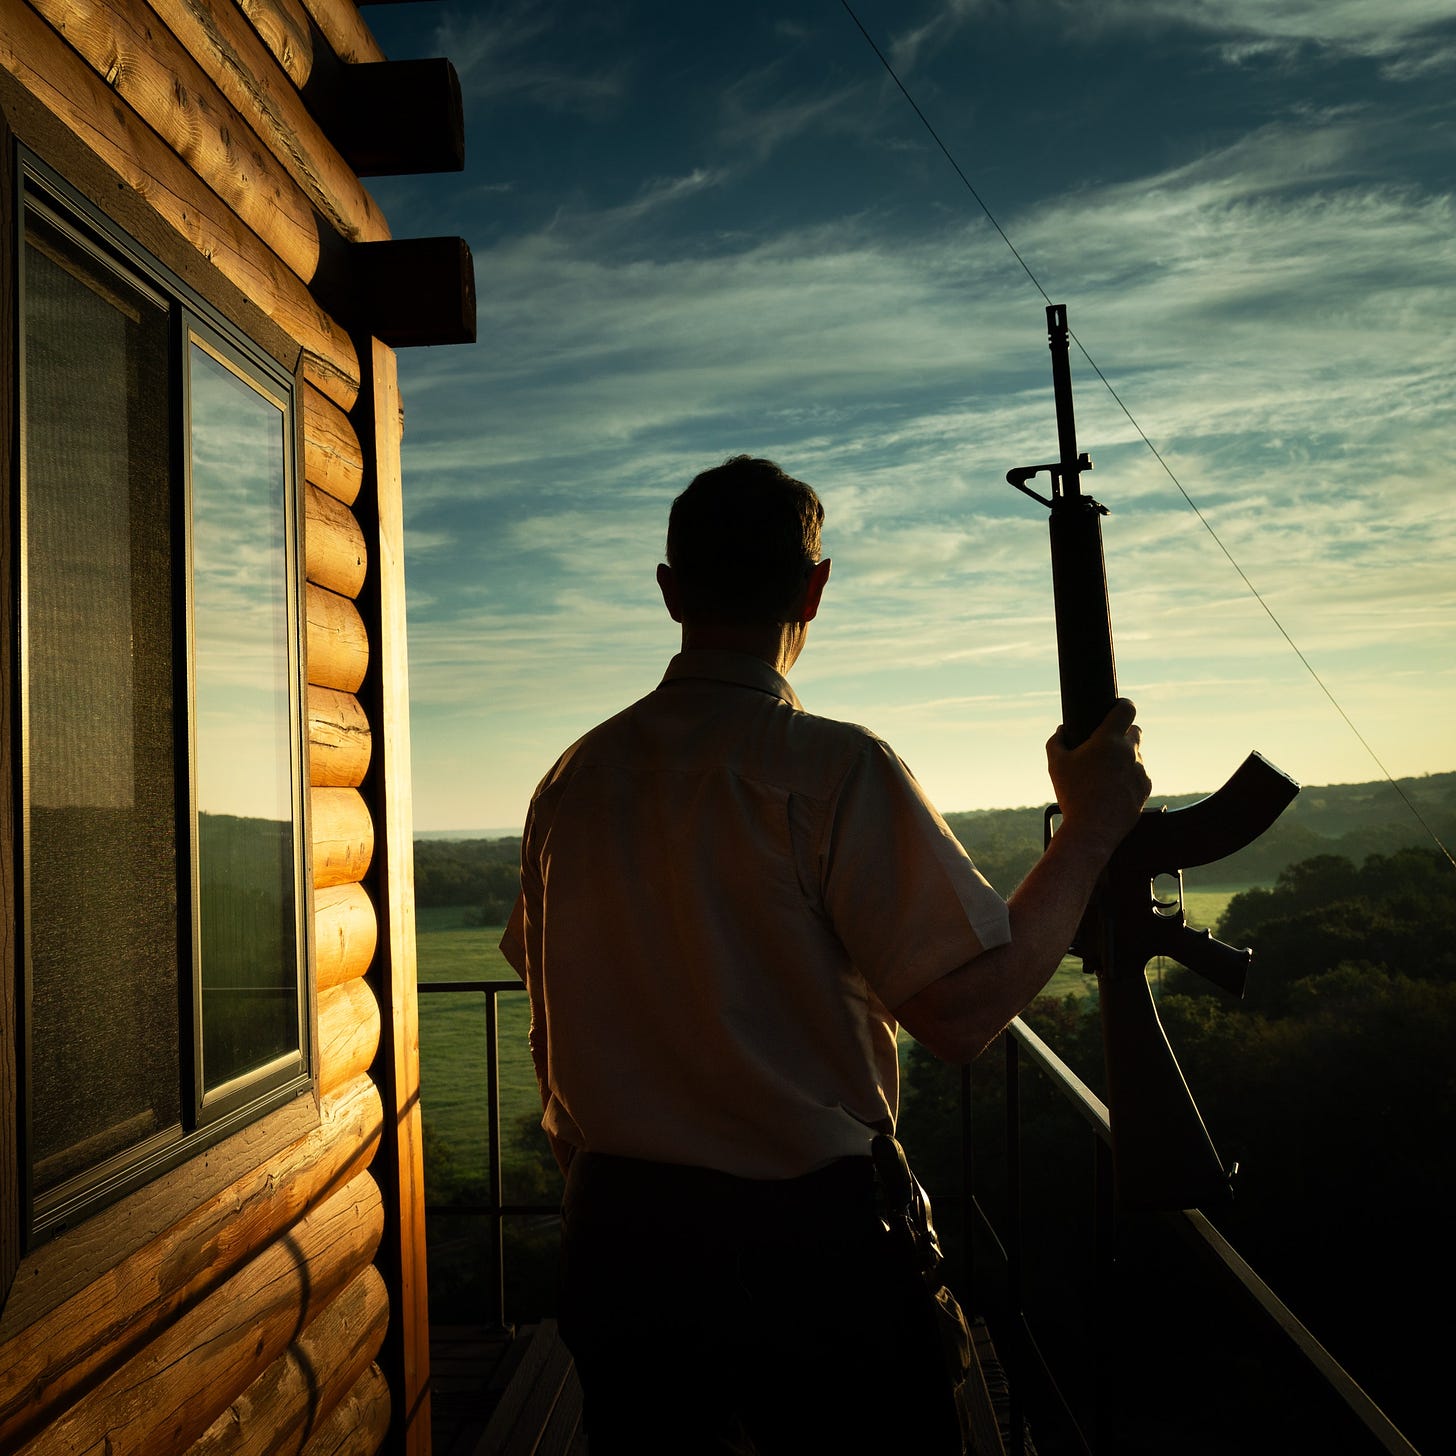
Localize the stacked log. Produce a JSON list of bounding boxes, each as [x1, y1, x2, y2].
[[309, 686, 372, 788], [0, 1, 446, 1452], [15, 1175, 385, 1455], [188, 1264, 389, 1456], [304, 384, 364, 506], [314, 881, 378, 991], [0, 1075, 384, 1451], [0, 0, 364, 408]]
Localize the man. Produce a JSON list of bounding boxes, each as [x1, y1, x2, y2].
[[501, 455, 1150, 1453]]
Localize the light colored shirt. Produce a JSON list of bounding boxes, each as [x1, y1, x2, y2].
[[501, 649, 1011, 1179]]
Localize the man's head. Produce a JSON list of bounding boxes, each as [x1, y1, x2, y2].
[[660, 455, 825, 626]]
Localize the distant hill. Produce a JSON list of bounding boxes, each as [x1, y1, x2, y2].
[[946, 771, 1455, 893], [413, 834, 522, 918], [411, 773, 1454, 907], [416, 827, 523, 841]]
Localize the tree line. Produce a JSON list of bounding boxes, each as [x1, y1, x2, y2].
[[942, 769, 1455, 893], [413, 835, 521, 923], [413, 770, 1455, 924]]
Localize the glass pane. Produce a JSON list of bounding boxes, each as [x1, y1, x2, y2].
[[189, 339, 302, 1096], [22, 209, 181, 1198]]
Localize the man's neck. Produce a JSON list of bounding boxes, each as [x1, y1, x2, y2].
[[679, 620, 807, 678]]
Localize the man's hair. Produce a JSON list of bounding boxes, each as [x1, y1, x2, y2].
[[666, 455, 824, 624]]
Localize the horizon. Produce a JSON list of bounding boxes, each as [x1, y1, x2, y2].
[[362, 3, 1456, 832], [412, 763, 1456, 842]]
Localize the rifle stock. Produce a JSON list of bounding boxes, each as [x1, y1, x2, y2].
[[1011, 304, 1300, 1212]]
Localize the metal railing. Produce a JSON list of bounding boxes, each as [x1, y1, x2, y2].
[[418, 981, 1422, 1452], [967, 1017, 1423, 1455], [418, 978, 557, 1330]]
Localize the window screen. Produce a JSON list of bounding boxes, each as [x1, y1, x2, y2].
[[18, 166, 311, 1237], [23, 210, 182, 1200]]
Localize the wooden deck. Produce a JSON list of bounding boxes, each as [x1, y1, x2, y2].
[[430, 1316, 1027, 1455], [431, 1321, 586, 1456]]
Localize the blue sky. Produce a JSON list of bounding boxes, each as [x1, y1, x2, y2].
[[362, 0, 1456, 835]]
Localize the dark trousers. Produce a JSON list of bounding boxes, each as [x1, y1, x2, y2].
[[559, 1151, 962, 1455]]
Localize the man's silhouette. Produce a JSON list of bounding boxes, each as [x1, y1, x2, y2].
[[503, 455, 1149, 1452]]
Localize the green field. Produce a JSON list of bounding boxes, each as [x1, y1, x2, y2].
[[415, 906, 551, 1200], [415, 886, 1245, 1186], [1040, 886, 1238, 999]]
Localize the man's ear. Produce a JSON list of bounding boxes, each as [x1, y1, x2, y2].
[[657, 562, 683, 622], [800, 558, 831, 622]]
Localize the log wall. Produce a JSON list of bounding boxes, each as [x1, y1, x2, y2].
[[0, 0, 362, 407], [0, 1, 450, 1452]]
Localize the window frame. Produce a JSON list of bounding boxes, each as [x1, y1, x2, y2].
[[14, 148, 315, 1248]]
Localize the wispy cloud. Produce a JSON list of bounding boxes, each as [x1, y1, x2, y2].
[[716, 66, 878, 161], [375, 2, 1455, 825], [940, 0, 1456, 57], [435, 2, 631, 114]]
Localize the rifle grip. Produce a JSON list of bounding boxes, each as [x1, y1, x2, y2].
[[1157, 923, 1252, 998]]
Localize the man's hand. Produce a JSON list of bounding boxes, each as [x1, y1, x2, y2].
[[1046, 697, 1151, 858]]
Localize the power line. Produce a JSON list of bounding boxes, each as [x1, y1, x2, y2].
[[839, 0, 1454, 870]]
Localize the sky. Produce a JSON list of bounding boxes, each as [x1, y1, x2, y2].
[[360, 0, 1456, 836]]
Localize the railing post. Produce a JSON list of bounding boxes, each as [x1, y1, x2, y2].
[[1005, 1033, 1026, 1456], [960, 1060, 975, 1309], [419, 979, 560, 1335], [486, 989, 505, 1331], [1093, 1133, 1115, 1453]]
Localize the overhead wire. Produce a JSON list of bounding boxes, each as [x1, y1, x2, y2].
[[839, 0, 1455, 871]]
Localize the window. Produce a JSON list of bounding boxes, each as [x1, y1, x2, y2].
[[17, 156, 311, 1241]]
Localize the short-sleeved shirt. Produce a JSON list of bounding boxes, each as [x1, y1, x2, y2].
[[500, 649, 1010, 1179]]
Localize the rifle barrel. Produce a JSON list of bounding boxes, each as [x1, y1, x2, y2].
[[1047, 303, 1082, 487], [1045, 305, 1117, 748]]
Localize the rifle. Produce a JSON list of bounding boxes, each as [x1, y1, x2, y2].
[[1008, 303, 1300, 1212]]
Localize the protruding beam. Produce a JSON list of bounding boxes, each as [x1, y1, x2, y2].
[[306, 57, 464, 176], [351, 236, 477, 347]]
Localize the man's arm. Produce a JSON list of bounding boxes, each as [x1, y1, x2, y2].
[[526, 1016, 578, 1176], [893, 699, 1150, 1063], [524, 980, 577, 1175], [503, 892, 577, 1175]]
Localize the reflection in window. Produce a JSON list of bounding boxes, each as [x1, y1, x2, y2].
[[189, 339, 304, 1102]]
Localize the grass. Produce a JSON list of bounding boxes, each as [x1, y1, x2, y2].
[[415, 906, 548, 1197]]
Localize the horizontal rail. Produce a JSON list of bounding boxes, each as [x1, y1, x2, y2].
[[995, 1015, 1421, 1455], [419, 977, 523, 995], [1173, 1207, 1421, 1456], [419, 978, 556, 1328], [1005, 1014, 1110, 1134]]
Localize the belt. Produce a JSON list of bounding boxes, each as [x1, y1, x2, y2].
[[563, 1150, 879, 1245]]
